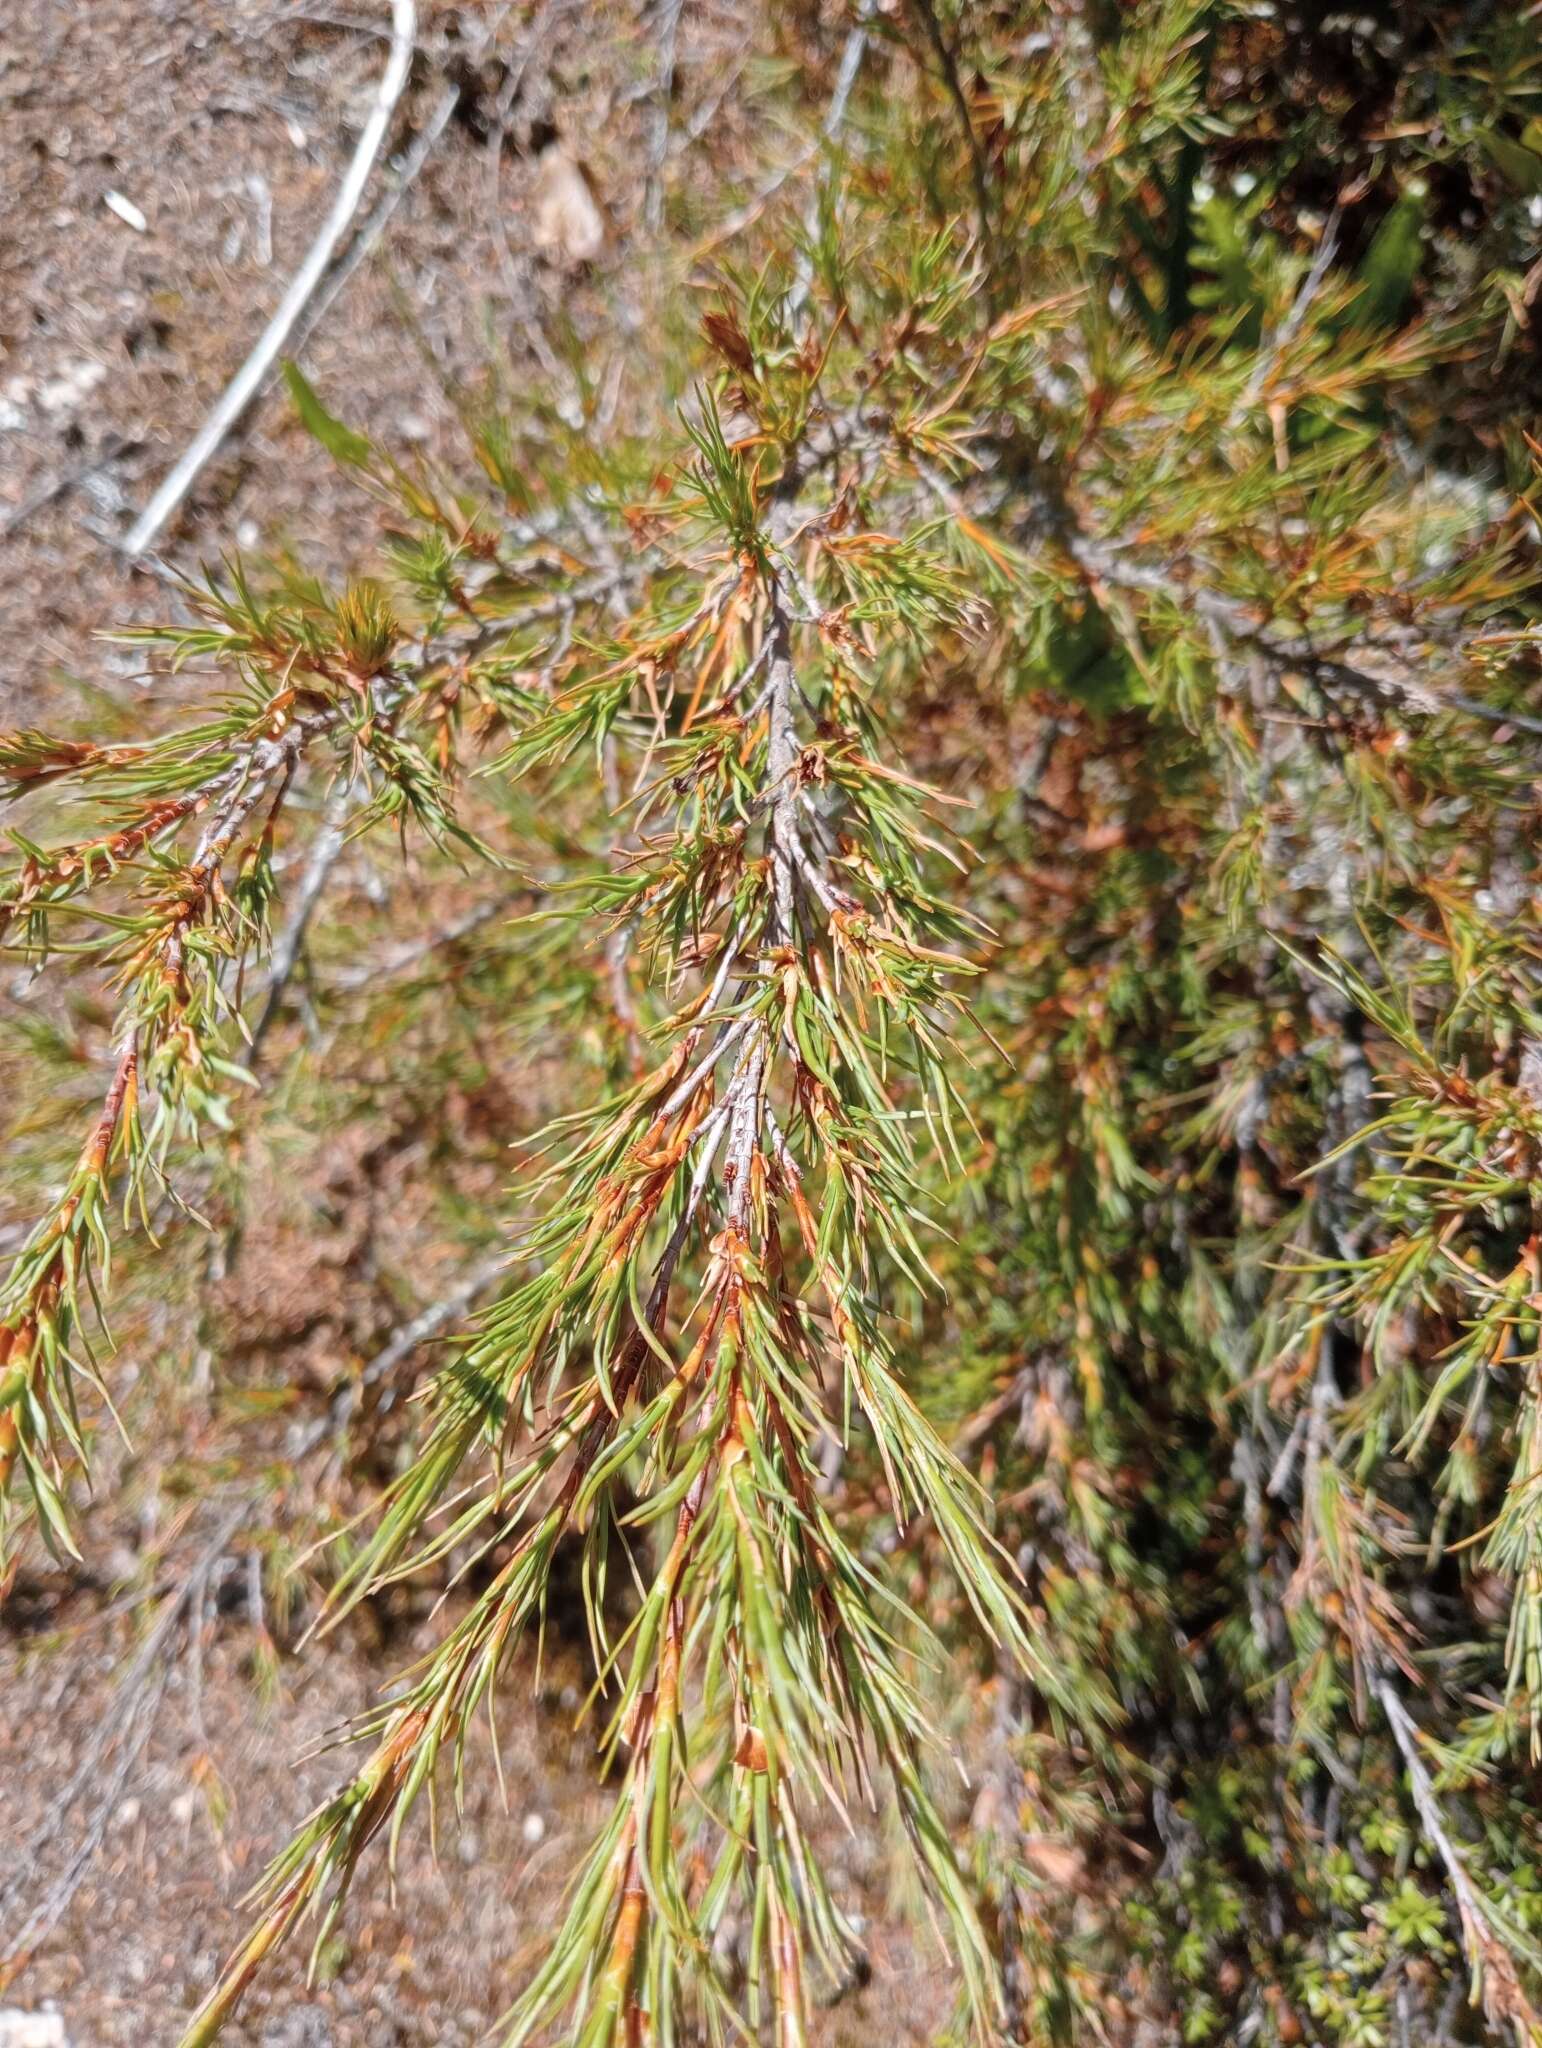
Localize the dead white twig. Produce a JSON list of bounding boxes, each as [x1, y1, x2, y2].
[[1379, 1675, 1542, 2039], [123, 0, 419, 557]]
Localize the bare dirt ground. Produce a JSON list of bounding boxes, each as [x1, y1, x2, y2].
[[0, 4, 952, 2043]]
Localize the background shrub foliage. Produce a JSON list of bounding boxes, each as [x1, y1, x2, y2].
[[5, 3, 1542, 2042]]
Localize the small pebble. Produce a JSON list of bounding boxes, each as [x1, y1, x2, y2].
[[104, 190, 148, 233]]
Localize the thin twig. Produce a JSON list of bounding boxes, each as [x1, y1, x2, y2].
[[1378, 1674, 1542, 2034], [765, 595, 801, 946]]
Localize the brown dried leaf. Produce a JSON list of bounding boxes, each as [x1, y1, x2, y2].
[[702, 310, 756, 379]]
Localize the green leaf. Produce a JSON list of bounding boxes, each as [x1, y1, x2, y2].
[[1481, 132, 1542, 198], [1347, 184, 1425, 328], [281, 361, 376, 470]]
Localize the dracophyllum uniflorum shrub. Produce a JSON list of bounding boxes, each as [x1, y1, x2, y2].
[[4, 5, 1542, 2044]]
